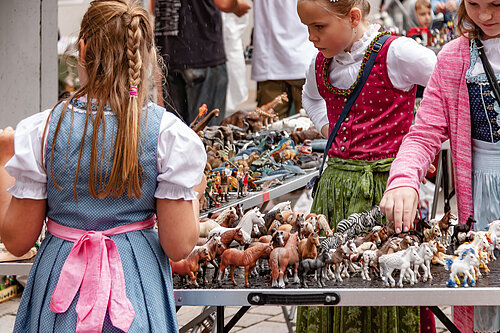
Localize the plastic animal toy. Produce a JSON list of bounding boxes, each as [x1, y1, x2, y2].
[[170, 247, 211, 287], [298, 250, 332, 288], [436, 210, 457, 247], [253, 92, 288, 127], [353, 229, 382, 247], [451, 215, 475, 246], [217, 242, 273, 287], [423, 224, 442, 242], [323, 241, 353, 282], [263, 209, 285, 230], [210, 207, 265, 243], [379, 246, 421, 287], [270, 232, 300, 288], [432, 241, 452, 265], [315, 214, 334, 237], [413, 241, 437, 282], [298, 233, 320, 260], [445, 248, 478, 288], [199, 219, 221, 238], [269, 201, 292, 214], [360, 249, 378, 280], [197, 234, 222, 285], [336, 206, 383, 240]]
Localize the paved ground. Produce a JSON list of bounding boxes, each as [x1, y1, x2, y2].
[[0, 297, 452, 332]]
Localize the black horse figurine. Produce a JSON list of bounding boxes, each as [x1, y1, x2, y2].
[[451, 215, 475, 246], [298, 250, 331, 288]]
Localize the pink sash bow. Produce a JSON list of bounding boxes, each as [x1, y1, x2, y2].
[[47, 218, 155, 333]]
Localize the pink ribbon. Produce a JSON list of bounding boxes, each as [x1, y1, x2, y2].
[[47, 217, 155, 333]]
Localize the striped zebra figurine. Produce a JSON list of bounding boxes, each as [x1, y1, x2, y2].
[[335, 206, 383, 241]]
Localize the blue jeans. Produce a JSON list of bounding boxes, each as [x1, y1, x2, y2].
[[164, 63, 228, 126]]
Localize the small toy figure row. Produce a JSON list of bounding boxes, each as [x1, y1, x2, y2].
[[201, 164, 253, 210]]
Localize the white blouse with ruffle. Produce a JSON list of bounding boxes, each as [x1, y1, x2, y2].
[[5, 103, 206, 201]]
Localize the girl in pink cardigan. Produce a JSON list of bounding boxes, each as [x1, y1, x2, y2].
[[381, 0, 500, 332]]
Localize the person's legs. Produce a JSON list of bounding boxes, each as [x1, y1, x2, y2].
[[256, 80, 291, 118], [287, 79, 306, 116], [165, 70, 189, 123], [186, 64, 228, 126]]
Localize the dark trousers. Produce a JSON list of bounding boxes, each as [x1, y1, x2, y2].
[[164, 63, 228, 126]]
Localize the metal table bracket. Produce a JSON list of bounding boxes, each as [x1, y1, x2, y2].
[[247, 292, 340, 306]]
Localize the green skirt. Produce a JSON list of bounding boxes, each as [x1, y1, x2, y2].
[[296, 158, 420, 333]]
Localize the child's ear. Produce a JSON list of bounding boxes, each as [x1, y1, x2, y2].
[[349, 7, 362, 27], [79, 39, 87, 65]]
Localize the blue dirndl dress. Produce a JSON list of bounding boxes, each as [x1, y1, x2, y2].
[[13, 100, 180, 332]]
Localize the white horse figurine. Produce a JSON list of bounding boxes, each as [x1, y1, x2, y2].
[[269, 201, 292, 214], [446, 248, 478, 287], [413, 242, 437, 282], [199, 220, 221, 238], [209, 207, 265, 243], [360, 249, 378, 280], [315, 214, 333, 237], [379, 246, 421, 287]]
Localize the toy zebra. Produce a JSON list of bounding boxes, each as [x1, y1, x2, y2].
[[336, 206, 383, 235], [320, 233, 346, 252]]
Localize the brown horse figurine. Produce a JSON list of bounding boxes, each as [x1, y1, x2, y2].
[[202, 227, 246, 284], [197, 234, 222, 285], [436, 210, 457, 246], [269, 232, 300, 288], [170, 247, 211, 287], [298, 232, 320, 260], [217, 242, 273, 287], [353, 229, 382, 247]]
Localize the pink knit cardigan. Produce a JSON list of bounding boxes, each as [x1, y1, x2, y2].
[[386, 36, 473, 225]]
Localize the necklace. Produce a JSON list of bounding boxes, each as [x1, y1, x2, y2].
[[321, 31, 391, 97]]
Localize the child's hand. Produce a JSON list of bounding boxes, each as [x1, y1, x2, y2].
[[445, 0, 458, 12], [380, 187, 419, 234], [0, 127, 15, 166]]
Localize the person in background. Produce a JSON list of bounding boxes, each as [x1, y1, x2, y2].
[[0, 1, 207, 331], [151, 0, 250, 126], [251, 0, 317, 119], [222, 11, 250, 114], [296, 0, 437, 331], [431, 0, 458, 21], [414, 0, 433, 28], [381, 0, 500, 331]]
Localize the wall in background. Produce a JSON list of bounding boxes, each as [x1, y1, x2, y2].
[[0, 0, 58, 127]]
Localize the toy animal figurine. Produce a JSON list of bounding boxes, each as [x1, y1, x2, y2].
[[413, 242, 437, 282], [269, 232, 300, 288], [452, 215, 475, 246], [210, 207, 266, 243], [360, 249, 378, 280], [217, 242, 273, 287], [197, 234, 222, 285], [298, 250, 332, 288], [436, 210, 457, 247], [423, 224, 442, 242], [432, 241, 452, 265], [199, 219, 221, 238], [170, 247, 211, 287], [379, 246, 421, 287], [336, 206, 383, 240], [414, 218, 432, 243], [192, 108, 220, 133], [253, 92, 288, 126], [445, 248, 478, 288], [315, 214, 334, 237], [298, 233, 320, 260], [263, 209, 285, 230], [353, 229, 382, 247], [323, 241, 353, 282]]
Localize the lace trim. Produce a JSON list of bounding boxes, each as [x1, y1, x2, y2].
[[155, 182, 197, 201], [466, 39, 500, 83], [321, 31, 391, 97], [8, 178, 47, 200]]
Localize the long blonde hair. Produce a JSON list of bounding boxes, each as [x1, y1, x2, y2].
[[44, 0, 159, 199]]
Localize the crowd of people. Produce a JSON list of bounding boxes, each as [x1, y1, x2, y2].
[[0, 0, 498, 332]]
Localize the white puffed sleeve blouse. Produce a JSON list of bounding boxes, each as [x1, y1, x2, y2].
[[5, 105, 206, 201]]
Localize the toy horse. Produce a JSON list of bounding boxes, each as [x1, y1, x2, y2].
[[270, 232, 300, 288], [170, 247, 211, 287], [379, 246, 420, 287], [298, 250, 331, 288], [298, 232, 320, 260], [446, 248, 478, 288], [218, 242, 273, 287]]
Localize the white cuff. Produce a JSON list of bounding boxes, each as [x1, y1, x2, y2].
[[155, 182, 198, 201]]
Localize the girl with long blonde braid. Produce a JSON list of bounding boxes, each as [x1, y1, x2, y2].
[[0, 0, 206, 331]]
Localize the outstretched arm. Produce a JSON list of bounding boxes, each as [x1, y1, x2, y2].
[[0, 127, 46, 256]]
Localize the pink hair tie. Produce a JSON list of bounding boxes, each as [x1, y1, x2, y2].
[[129, 86, 138, 97]]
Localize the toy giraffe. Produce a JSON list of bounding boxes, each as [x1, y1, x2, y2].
[[253, 92, 288, 126]]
